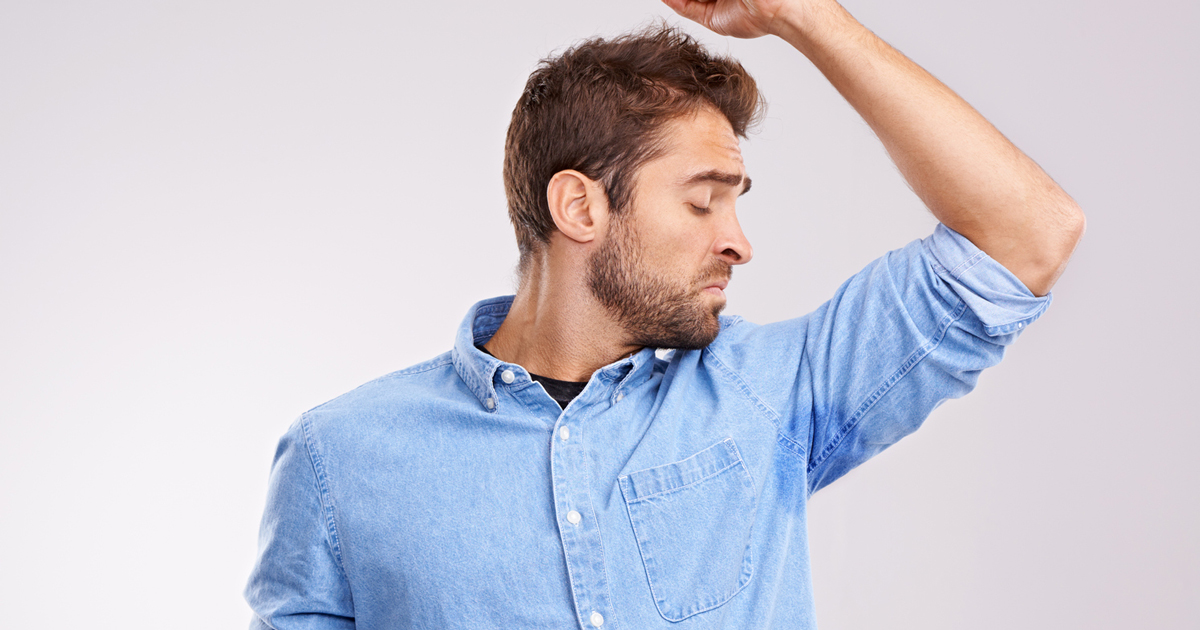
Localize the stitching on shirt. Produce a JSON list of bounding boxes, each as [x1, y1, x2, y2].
[[983, 297, 1052, 331], [775, 430, 807, 459], [726, 438, 753, 484], [392, 356, 454, 378], [471, 302, 512, 345], [806, 298, 969, 479], [511, 381, 559, 419], [924, 237, 1053, 333], [618, 465, 756, 622], [549, 438, 588, 630], [925, 233, 987, 280], [706, 343, 782, 428], [305, 357, 455, 415], [299, 415, 352, 583], [948, 250, 987, 279], [927, 253, 949, 277], [624, 458, 742, 503], [583, 447, 619, 628], [619, 479, 659, 617]]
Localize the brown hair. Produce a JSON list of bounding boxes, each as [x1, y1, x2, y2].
[[503, 22, 764, 273]]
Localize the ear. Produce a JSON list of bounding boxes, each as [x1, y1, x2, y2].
[[546, 170, 609, 244]]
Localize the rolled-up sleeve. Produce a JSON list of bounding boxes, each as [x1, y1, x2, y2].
[[710, 223, 1052, 495], [924, 223, 1051, 337], [803, 224, 1051, 492]]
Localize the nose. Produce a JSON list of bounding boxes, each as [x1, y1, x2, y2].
[[714, 212, 753, 265]]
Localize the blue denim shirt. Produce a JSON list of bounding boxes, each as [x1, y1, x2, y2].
[[246, 224, 1050, 629]]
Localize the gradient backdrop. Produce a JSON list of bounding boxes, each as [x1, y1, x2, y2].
[[2, 0, 1196, 628]]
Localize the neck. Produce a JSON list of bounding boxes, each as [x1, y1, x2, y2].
[[484, 256, 640, 382]]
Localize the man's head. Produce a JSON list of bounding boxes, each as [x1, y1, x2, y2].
[[503, 23, 763, 348], [503, 23, 763, 269]]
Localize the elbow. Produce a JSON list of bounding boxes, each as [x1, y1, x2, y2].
[[1055, 195, 1087, 270], [1063, 196, 1087, 250], [1025, 195, 1085, 296]]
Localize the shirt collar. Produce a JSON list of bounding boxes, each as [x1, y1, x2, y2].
[[451, 296, 659, 411], [451, 296, 511, 411]]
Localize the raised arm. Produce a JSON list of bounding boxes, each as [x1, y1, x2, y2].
[[662, 0, 1085, 296]]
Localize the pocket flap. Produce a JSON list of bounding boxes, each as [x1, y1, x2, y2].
[[620, 438, 743, 502]]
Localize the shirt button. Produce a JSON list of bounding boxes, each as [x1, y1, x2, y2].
[[501, 369, 515, 384], [590, 611, 605, 627], [559, 426, 570, 442], [485, 397, 495, 410], [566, 510, 581, 525], [615, 392, 625, 402]]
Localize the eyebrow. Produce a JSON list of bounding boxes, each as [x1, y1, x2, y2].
[[680, 170, 753, 196]]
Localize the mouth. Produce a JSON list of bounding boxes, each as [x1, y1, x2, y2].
[[701, 278, 729, 297]]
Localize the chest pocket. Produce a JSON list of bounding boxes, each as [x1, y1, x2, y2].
[[618, 438, 756, 622]]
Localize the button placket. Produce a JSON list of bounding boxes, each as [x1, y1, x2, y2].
[[550, 408, 616, 630]]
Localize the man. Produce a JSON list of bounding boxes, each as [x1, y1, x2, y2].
[[246, 0, 1084, 628]]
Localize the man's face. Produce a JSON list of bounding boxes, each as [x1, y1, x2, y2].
[[587, 106, 754, 349]]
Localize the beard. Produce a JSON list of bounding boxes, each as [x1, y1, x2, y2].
[[586, 217, 731, 350]]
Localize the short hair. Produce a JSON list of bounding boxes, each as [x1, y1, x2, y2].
[[502, 22, 765, 273]]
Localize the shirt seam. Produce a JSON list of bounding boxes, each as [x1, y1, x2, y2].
[[925, 238, 1051, 331], [705, 341, 783, 429], [512, 382, 555, 418], [470, 302, 512, 345], [299, 414, 353, 586], [393, 356, 454, 376], [624, 458, 743, 503], [549, 436, 588, 630], [806, 297, 969, 482], [947, 250, 987, 279], [775, 429, 808, 460], [983, 297, 1052, 330], [588, 452, 620, 630], [304, 357, 454, 415], [711, 321, 807, 458], [926, 228, 988, 279]]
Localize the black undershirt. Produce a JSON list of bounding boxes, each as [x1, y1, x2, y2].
[[477, 346, 587, 409]]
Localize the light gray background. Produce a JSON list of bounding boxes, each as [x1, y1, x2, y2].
[[2, 0, 1196, 628]]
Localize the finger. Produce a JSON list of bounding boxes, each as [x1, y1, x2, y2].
[[660, 0, 713, 25]]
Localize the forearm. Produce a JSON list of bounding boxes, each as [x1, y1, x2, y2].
[[772, 1, 1084, 296]]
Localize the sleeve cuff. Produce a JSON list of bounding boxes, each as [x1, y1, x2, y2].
[[923, 223, 1052, 337]]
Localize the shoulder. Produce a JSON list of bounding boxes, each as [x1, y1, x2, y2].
[[707, 312, 812, 367], [299, 351, 465, 437]]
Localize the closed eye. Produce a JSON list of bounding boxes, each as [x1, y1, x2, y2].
[[689, 203, 711, 214]]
